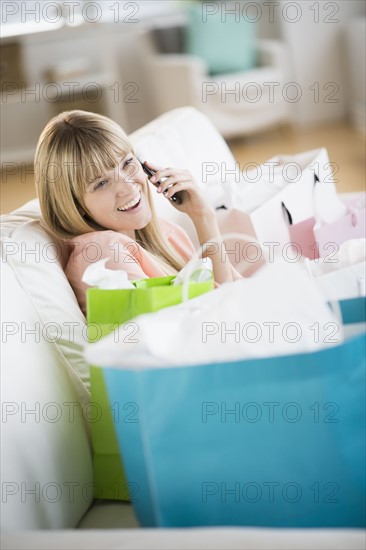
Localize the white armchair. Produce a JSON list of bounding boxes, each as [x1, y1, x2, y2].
[[141, 30, 291, 139]]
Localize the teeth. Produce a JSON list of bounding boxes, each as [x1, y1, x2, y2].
[[117, 192, 141, 211]]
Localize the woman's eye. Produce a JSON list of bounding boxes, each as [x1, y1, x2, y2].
[[94, 180, 107, 190], [123, 157, 133, 168]]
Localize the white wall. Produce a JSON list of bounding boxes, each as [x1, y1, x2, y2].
[[274, 0, 365, 126]]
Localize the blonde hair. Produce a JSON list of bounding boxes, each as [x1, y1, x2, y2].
[[34, 110, 186, 273]]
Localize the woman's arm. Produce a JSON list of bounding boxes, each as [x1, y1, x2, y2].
[[145, 162, 242, 284], [191, 208, 243, 284]]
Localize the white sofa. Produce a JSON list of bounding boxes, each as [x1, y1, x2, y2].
[[1, 107, 364, 549]]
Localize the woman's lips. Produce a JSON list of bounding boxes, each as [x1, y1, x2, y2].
[[117, 190, 142, 212], [117, 197, 141, 213], [124, 198, 141, 212]]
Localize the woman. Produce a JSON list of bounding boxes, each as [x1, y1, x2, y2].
[[35, 110, 241, 314]]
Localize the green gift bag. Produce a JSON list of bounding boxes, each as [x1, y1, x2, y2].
[[87, 275, 214, 500]]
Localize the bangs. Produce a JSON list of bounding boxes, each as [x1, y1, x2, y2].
[[72, 129, 133, 196]]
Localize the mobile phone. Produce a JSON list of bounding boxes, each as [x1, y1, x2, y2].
[[137, 156, 183, 205]]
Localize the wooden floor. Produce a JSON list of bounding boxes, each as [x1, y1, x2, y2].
[[1, 120, 365, 215], [229, 121, 366, 195]]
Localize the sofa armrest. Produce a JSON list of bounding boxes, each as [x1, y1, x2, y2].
[[256, 39, 289, 73], [149, 54, 207, 108], [139, 28, 205, 109], [0, 260, 92, 530], [152, 41, 288, 77], [152, 53, 207, 72]]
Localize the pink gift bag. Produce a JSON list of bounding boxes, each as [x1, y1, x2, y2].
[[315, 193, 366, 257], [283, 173, 365, 259], [287, 215, 319, 260]]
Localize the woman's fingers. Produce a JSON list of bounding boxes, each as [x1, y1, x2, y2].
[[145, 164, 190, 184], [156, 174, 192, 194], [142, 163, 199, 207], [143, 160, 187, 176], [162, 181, 189, 200], [142, 159, 165, 172]]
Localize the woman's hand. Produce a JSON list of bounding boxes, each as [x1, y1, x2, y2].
[[144, 160, 214, 222], [144, 161, 242, 284]]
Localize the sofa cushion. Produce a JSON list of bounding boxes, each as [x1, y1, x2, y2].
[[184, 4, 257, 75]]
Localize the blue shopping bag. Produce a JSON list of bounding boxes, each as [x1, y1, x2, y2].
[[102, 297, 366, 528]]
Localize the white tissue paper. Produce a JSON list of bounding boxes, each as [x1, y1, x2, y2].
[[305, 238, 366, 277], [82, 258, 135, 289], [303, 238, 366, 301], [173, 258, 213, 285], [84, 259, 344, 370]]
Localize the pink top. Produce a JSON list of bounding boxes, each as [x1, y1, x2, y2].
[[65, 219, 196, 315]]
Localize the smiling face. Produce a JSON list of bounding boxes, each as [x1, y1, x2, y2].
[[35, 110, 156, 240], [82, 153, 152, 239]]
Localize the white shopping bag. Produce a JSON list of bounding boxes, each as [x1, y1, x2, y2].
[[217, 148, 341, 264]]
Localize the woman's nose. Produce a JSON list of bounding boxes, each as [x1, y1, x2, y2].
[[115, 172, 136, 196], [118, 162, 138, 183]]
